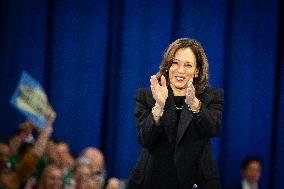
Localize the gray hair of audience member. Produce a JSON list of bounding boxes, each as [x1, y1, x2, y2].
[[76, 156, 92, 166], [80, 147, 105, 172]]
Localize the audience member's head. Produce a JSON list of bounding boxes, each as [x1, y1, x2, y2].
[[106, 178, 121, 189], [241, 156, 262, 185], [53, 140, 74, 169], [55, 141, 71, 155], [38, 165, 63, 189], [0, 142, 12, 187], [45, 140, 57, 161], [45, 140, 62, 167], [73, 157, 104, 189], [79, 147, 106, 189], [0, 141, 10, 169], [18, 120, 37, 134], [73, 163, 94, 189], [81, 147, 105, 173], [0, 167, 16, 188], [8, 120, 37, 156]]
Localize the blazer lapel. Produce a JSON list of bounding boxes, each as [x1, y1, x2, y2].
[[176, 104, 193, 145], [176, 90, 210, 145]]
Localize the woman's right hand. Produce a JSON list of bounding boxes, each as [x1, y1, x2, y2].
[[150, 75, 168, 107]]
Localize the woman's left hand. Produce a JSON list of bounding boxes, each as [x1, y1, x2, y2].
[[185, 79, 200, 111]]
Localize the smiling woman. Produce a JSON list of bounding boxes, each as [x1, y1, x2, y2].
[[127, 38, 224, 189], [169, 48, 198, 95]]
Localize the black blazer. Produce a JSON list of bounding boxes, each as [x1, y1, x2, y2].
[[128, 87, 224, 189]]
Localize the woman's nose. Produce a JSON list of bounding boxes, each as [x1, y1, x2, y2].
[[177, 64, 185, 73]]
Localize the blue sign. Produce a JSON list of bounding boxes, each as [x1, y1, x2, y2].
[[10, 71, 51, 128]]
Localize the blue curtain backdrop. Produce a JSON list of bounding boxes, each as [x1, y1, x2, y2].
[[0, 0, 283, 188]]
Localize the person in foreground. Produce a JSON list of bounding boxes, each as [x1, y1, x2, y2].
[[127, 38, 224, 189]]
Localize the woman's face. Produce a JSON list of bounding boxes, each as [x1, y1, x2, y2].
[[74, 165, 92, 184], [44, 168, 62, 189], [169, 47, 198, 95]]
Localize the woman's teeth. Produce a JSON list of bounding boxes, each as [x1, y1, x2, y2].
[[176, 76, 184, 81]]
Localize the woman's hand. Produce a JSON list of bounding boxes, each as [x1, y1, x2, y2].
[[185, 79, 201, 112], [150, 75, 168, 107]]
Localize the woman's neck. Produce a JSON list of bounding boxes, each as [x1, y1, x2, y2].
[[172, 87, 186, 96]]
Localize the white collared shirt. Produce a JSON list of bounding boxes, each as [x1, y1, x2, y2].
[[242, 179, 259, 189]]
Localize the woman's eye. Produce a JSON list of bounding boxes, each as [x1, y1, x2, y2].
[[185, 64, 192, 67], [172, 61, 178, 65]]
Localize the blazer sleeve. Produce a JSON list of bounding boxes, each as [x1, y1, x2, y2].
[[134, 89, 162, 150], [195, 88, 224, 137]]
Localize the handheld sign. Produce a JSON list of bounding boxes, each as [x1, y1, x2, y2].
[[10, 71, 52, 128]]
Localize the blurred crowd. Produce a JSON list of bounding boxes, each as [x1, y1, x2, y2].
[[0, 116, 126, 189], [0, 115, 263, 189]]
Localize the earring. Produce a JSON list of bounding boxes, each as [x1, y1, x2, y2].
[[194, 74, 198, 78]]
